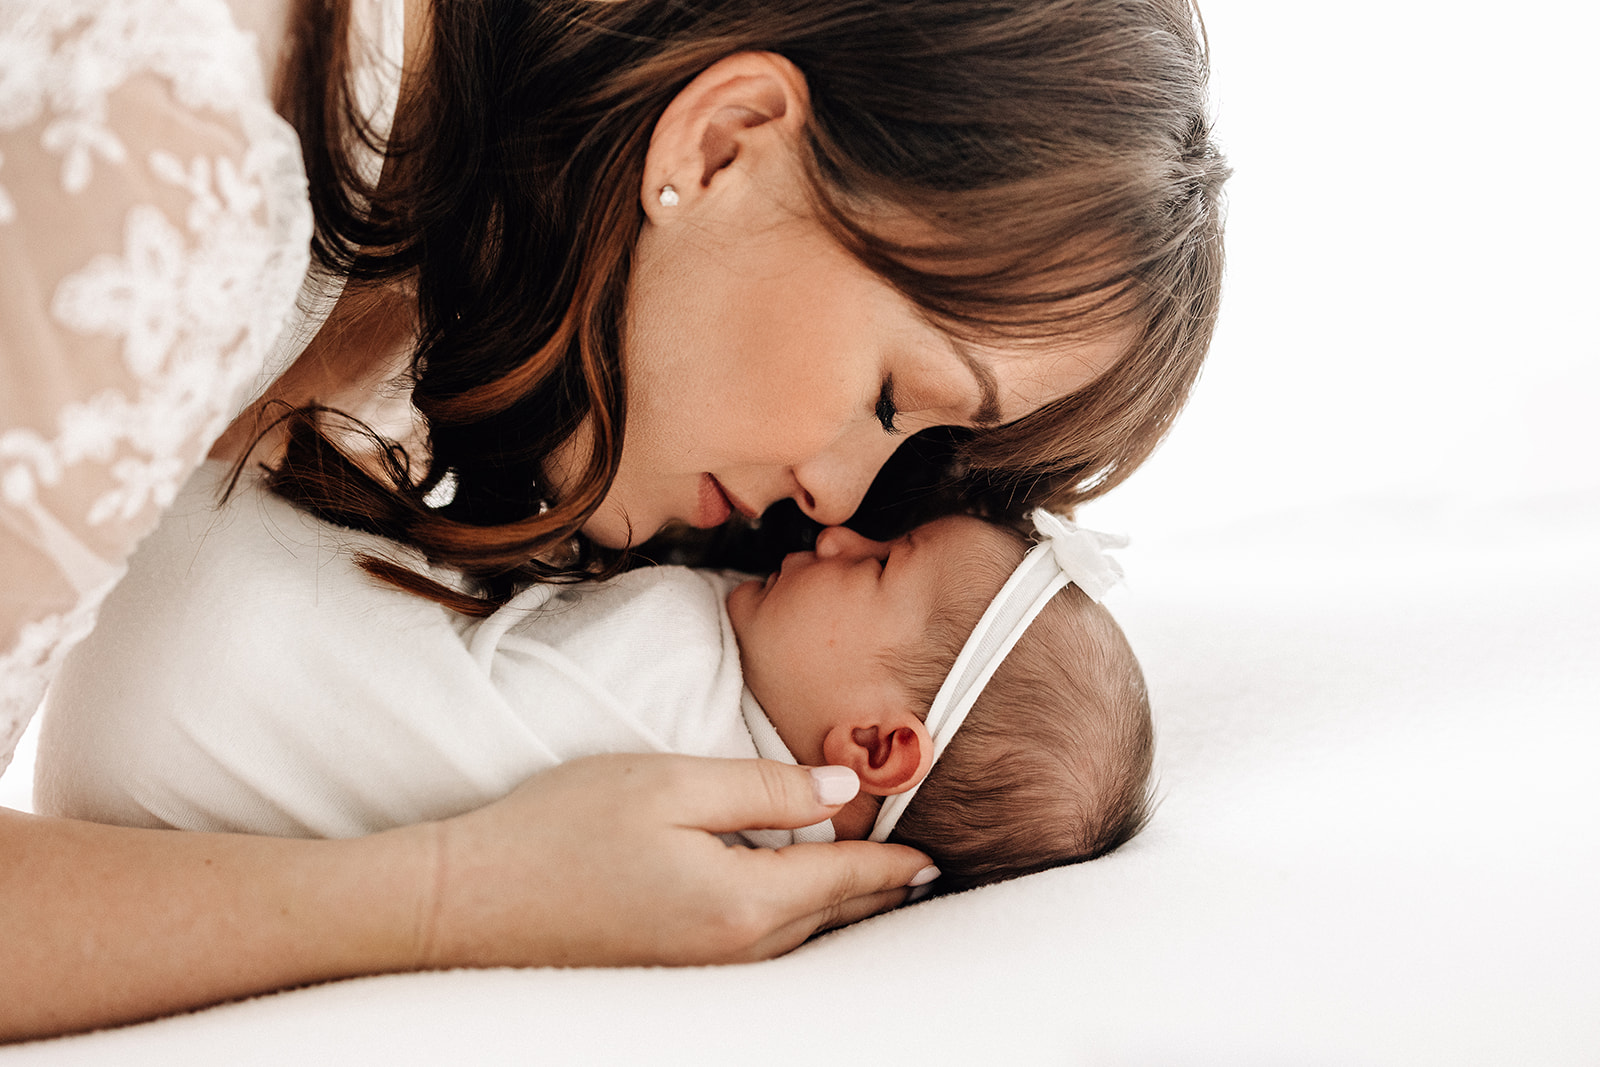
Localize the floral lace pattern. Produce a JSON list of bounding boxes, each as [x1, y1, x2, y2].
[[0, 0, 313, 774]]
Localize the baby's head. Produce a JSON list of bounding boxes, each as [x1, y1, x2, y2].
[[726, 514, 1153, 892]]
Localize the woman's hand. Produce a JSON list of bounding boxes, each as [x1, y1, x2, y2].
[[413, 753, 937, 968], [0, 754, 929, 1041]]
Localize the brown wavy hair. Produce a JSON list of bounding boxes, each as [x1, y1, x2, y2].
[[271, 0, 1229, 611]]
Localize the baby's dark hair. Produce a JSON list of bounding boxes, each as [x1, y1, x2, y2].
[[887, 529, 1154, 893]]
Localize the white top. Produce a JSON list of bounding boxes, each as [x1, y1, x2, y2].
[[0, 0, 405, 774], [35, 462, 834, 846]]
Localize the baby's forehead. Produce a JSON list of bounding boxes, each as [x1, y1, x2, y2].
[[913, 513, 1021, 549], [910, 514, 1026, 577]]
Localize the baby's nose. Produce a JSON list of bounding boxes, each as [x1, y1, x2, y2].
[[813, 525, 890, 562]]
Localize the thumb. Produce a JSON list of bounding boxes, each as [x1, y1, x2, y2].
[[658, 756, 860, 835]]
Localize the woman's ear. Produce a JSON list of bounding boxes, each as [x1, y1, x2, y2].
[[821, 710, 934, 797], [639, 51, 811, 221]]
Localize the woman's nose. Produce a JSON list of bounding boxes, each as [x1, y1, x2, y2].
[[789, 432, 903, 528], [813, 524, 890, 561]]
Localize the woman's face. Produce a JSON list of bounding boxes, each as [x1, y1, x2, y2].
[[556, 195, 1128, 549], [544, 56, 1128, 549]]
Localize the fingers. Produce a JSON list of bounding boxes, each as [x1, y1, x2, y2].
[[816, 886, 912, 934], [740, 886, 911, 962], [646, 755, 863, 834], [724, 838, 936, 944], [637, 755, 938, 947], [437, 754, 940, 970], [776, 838, 936, 896]]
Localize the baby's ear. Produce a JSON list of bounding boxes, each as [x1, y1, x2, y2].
[[821, 709, 933, 797]]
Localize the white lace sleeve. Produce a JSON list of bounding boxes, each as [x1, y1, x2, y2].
[[0, 0, 314, 774]]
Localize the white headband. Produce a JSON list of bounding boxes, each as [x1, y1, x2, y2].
[[867, 509, 1127, 843]]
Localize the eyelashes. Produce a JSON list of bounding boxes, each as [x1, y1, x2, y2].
[[875, 375, 903, 436]]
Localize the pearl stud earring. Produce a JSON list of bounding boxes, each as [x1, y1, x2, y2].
[[658, 184, 680, 207]]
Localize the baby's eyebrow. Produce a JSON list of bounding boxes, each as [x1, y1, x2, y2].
[[881, 528, 914, 577]]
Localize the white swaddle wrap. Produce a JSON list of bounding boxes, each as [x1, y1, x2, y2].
[[36, 461, 830, 845]]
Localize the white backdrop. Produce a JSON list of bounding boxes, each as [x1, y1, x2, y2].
[[1078, 0, 1599, 538]]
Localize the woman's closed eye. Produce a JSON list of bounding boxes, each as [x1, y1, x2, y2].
[[875, 375, 903, 436]]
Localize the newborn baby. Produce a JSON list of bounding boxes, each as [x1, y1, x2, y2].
[[38, 464, 1153, 891]]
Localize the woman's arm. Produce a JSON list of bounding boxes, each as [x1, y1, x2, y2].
[[0, 803, 422, 1040], [0, 754, 934, 1042]]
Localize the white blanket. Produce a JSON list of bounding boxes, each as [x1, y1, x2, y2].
[[10, 489, 1597, 1064], [33, 464, 824, 847]]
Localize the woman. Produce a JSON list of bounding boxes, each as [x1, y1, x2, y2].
[[0, 0, 1225, 1039]]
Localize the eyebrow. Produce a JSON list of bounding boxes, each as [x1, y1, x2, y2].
[[948, 340, 1004, 428], [885, 525, 918, 580]]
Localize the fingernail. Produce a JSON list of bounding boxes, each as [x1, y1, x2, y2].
[[810, 765, 859, 806], [906, 883, 936, 904], [906, 865, 940, 888]]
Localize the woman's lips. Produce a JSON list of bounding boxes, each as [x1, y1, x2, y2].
[[715, 477, 760, 520], [694, 475, 759, 528], [694, 474, 732, 528]]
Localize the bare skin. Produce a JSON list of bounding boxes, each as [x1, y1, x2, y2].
[[0, 755, 931, 1042]]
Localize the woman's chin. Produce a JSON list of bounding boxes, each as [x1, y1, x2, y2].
[[578, 505, 641, 550]]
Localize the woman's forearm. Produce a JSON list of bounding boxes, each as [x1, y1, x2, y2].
[[0, 807, 431, 1041], [1, 754, 932, 1043]]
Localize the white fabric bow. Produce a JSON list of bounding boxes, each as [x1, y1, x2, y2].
[[1028, 508, 1127, 603]]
